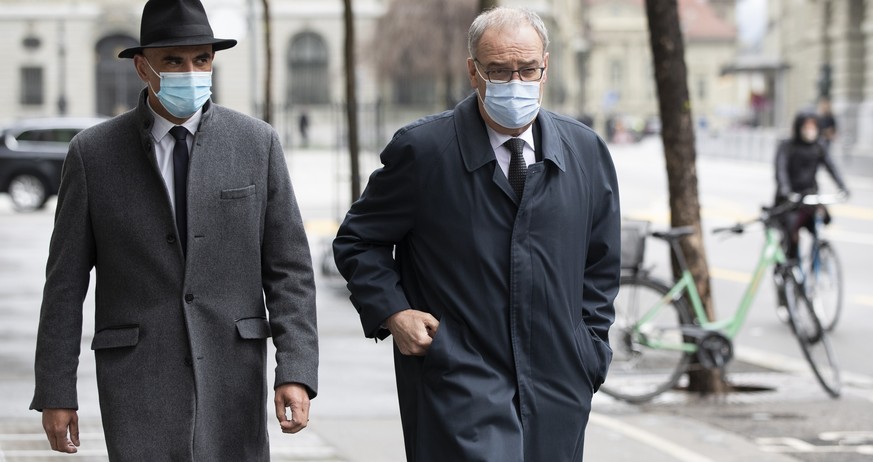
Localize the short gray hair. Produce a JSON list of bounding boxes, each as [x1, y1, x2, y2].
[[467, 7, 550, 59]]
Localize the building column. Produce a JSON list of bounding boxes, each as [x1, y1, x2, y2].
[[829, 0, 866, 160], [852, 0, 873, 161]]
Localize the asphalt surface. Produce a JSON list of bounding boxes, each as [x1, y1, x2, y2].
[[1, 144, 872, 461]]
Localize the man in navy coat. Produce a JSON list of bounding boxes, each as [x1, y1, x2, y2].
[[334, 7, 619, 461]]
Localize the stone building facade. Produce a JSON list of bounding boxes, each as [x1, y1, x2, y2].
[[771, 0, 873, 163], [3, 1, 588, 147]]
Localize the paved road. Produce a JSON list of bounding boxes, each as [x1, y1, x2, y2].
[[1, 139, 872, 461]]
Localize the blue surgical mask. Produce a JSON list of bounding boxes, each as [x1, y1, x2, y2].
[[145, 60, 212, 118], [476, 71, 542, 129]]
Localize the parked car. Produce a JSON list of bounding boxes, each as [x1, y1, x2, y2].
[[0, 117, 107, 211]]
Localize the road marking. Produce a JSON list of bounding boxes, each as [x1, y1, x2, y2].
[[735, 346, 873, 402], [710, 267, 751, 283], [757, 436, 873, 454], [589, 413, 717, 462], [831, 204, 873, 221]]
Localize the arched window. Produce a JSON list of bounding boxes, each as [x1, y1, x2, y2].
[[287, 32, 329, 104], [96, 35, 142, 116], [392, 51, 436, 105]]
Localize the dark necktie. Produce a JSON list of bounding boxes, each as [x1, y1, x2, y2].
[[505, 137, 527, 199], [170, 126, 189, 255]]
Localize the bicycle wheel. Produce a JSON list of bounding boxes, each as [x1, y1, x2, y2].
[[806, 241, 843, 332], [784, 271, 841, 398], [601, 275, 693, 403]]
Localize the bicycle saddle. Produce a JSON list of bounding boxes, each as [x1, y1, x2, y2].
[[651, 226, 695, 241]]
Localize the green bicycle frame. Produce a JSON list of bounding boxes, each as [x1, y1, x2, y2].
[[633, 225, 788, 352]]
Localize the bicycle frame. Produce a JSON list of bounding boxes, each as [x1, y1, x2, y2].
[[807, 207, 827, 277], [631, 225, 788, 352]]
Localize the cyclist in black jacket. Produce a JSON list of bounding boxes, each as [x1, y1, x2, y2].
[[774, 111, 850, 261]]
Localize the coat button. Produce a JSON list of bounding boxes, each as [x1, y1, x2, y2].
[[184, 294, 194, 303], [166, 234, 176, 244]]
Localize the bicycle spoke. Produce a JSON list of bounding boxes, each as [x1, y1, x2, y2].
[[601, 276, 692, 403], [807, 242, 843, 332]]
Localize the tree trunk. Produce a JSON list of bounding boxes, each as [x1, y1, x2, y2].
[[644, 0, 725, 394], [344, 0, 361, 201], [260, 0, 273, 124]]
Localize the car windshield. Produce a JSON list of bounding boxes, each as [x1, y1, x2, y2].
[[15, 128, 81, 144]]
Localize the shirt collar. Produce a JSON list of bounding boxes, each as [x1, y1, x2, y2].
[[147, 100, 203, 142], [484, 124, 535, 153]]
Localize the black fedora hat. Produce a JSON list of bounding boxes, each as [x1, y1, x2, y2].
[[118, 0, 237, 59]]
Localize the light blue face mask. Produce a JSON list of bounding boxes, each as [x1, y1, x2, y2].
[[476, 71, 542, 129], [145, 60, 212, 118]]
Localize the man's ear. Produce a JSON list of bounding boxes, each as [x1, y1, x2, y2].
[[133, 55, 150, 82], [542, 52, 550, 84], [466, 58, 479, 89]]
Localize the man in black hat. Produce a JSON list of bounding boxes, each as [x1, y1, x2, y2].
[[29, 0, 318, 459]]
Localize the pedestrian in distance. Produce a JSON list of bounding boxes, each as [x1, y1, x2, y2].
[[333, 7, 620, 461], [299, 112, 310, 148], [817, 96, 837, 151], [774, 111, 850, 261], [29, 0, 318, 460]]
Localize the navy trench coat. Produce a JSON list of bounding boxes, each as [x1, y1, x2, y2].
[[334, 94, 620, 461]]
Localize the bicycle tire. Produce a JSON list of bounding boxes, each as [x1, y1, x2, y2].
[[601, 275, 693, 403], [784, 270, 842, 398], [806, 240, 843, 332]]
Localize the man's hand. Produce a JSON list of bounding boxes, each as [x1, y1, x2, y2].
[[42, 408, 79, 453], [275, 383, 310, 434], [385, 309, 439, 356]]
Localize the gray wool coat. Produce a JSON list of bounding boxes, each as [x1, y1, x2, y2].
[[334, 94, 620, 461], [30, 90, 318, 461]]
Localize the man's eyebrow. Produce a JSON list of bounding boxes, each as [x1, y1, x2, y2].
[[195, 52, 213, 60], [484, 59, 541, 68]]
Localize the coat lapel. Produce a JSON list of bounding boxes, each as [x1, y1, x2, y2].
[[452, 94, 568, 205]]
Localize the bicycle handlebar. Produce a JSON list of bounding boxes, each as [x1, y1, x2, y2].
[[711, 192, 847, 236], [799, 192, 848, 206], [712, 223, 744, 235]]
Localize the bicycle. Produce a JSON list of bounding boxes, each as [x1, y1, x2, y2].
[[792, 194, 846, 332], [603, 199, 842, 403]]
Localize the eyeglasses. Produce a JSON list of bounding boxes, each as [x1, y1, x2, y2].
[[475, 59, 546, 84]]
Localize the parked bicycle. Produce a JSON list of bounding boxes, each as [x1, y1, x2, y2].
[[603, 196, 842, 403]]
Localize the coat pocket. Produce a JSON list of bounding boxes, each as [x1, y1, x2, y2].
[[236, 317, 272, 339], [220, 184, 256, 200], [91, 325, 140, 350]]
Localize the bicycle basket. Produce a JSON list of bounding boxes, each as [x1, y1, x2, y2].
[[620, 220, 650, 271]]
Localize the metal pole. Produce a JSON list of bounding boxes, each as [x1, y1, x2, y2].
[[57, 19, 67, 115]]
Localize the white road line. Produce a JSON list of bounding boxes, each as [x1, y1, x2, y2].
[[588, 412, 717, 462], [734, 346, 873, 402]]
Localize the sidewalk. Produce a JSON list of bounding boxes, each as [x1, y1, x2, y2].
[[2, 147, 872, 461], [312, 265, 873, 462]]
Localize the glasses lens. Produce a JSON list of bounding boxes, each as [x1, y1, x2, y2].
[[519, 68, 543, 81], [488, 70, 512, 83]]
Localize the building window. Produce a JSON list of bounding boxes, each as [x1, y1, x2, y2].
[[20, 67, 44, 106], [392, 51, 436, 105], [95, 35, 142, 116], [609, 59, 623, 90], [288, 32, 330, 104]]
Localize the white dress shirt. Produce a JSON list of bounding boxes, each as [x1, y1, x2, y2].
[[484, 124, 536, 178], [146, 102, 202, 214]]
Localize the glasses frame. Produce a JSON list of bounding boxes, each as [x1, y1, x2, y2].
[[474, 59, 546, 84]]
